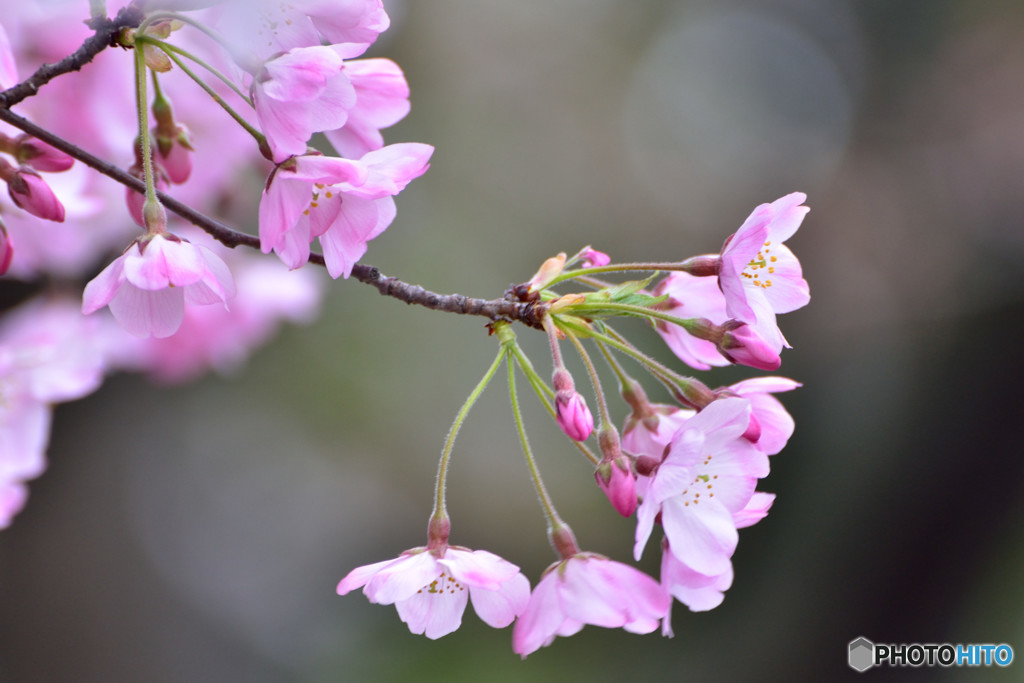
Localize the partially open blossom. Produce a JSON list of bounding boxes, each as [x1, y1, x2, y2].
[[555, 391, 593, 441], [512, 553, 670, 657], [337, 545, 530, 639], [82, 234, 235, 338], [6, 167, 65, 222], [718, 322, 782, 371]]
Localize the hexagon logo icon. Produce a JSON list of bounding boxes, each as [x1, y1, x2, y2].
[[849, 636, 875, 672]]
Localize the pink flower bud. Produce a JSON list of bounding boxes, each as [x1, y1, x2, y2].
[[555, 391, 594, 441], [7, 168, 65, 222], [15, 136, 74, 172], [581, 247, 610, 268], [719, 323, 781, 371], [0, 222, 12, 275], [595, 458, 637, 517]]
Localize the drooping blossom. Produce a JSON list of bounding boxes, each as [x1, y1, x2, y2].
[[717, 322, 781, 371], [82, 234, 235, 338], [337, 545, 530, 639], [258, 143, 433, 278], [654, 272, 732, 370], [512, 553, 670, 657], [325, 58, 411, 159], [253, 45, 356, 162], [634, 398, 767, 578], [106, 252, 324, 383]]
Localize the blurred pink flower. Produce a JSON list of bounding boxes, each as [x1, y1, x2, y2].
[[82, 234, 235, 338], [512, 553, 670, 657], [337, 545, 530, 639]]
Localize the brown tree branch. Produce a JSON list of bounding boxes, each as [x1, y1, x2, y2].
[[0, 41, 547, 327]]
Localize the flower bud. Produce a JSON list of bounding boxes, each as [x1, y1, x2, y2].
[[526, 252, 566, 293], [555, 391, 594, 441], [7, 168, 65, 222], [718, 323, 781, 371], [14, 135, 74, 172], [595, 426, 637, 517], [580, 247, 610, 268]]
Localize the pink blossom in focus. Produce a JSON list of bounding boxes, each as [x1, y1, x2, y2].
[[718, 192, 810, 326], [337, 545, 530, 639], [253, 46, 356, 162], [259, 143, 433, 278], [82, 234, 235, 338], [634, 398, 767, 578], [728, 377, 800, 456], [555, 391, 594, 441], [512, 553, 670, 657], [718, 322, 782, 371], [660, 540, 734, 623], [7, 168, 65, 222], [325, 58, 410, 158]]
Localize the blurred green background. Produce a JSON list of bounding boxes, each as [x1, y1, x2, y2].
[[3, 0, 1024, 680]]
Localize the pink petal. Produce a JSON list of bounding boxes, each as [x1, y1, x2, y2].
[[108, 284, 185, 338], [394, 580, 469, 639], [82, 255, 127, 314], [364, 551, 440, 604], [336, 557, 403, 595], [512, 570, 565, 657], [468, 572, 530, 628], [661, 496, 738, 577]]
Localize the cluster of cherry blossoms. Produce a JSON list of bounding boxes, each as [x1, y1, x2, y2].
[[0, 0, 810, 661], [337, 194, 809, 656], [0, 0, 426, 526]]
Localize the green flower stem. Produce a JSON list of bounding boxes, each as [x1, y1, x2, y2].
[[542, 254, 718, 290], [559, 321, 613, 428], [137, 11, 254, 71], [594, 339, 634, 390], [558, 317, 713, 408], [133, 40, 160, 224], [143, 37, 252, 104], [574, 300, 707, 333], [507, 345, 566, 531], [508, 344, 600, 466], [140, 39, 264, 147], [431, 345, 507, 520]]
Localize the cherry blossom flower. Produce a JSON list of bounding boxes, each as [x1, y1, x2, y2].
[[717, 193, 809, 347], [580, 247, 610, 268], [82, 234, 235, 338], [512, 553, 670, 657], [337, 545, 530, 639], [654, 272, 732, 370], [718, 322, 782, 371], [258, 143, 432, 278], [253, 46, 356, 162], [325, 58, 411, 158], [634, 398, 767, 578]]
